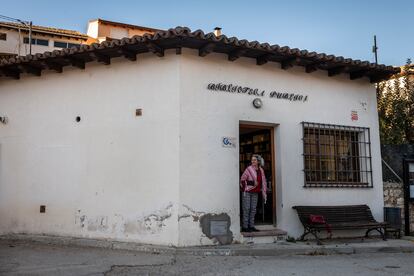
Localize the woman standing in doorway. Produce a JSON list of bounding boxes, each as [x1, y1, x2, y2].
[[240, 154, 267, 232]]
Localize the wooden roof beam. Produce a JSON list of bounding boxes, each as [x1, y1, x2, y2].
[[228, 49, 247, 61], [122, 48, 137, 61], [146, 42, 164, 57], [43, 61, 63, 73], [66, 56, 85, 69], [256, 54, 272, 66], [370, 73, 390, 83], [17, 64, 41, 76], [115, 48, 138, 61], [280, 57, 300, 70], [304, 61, 324, 73], [305, 64, 318, 73], [350, 69, 367, 80], [0, 67, 20, 79], [88, 52, 111, 65], [199, 43, 215, 57], [328, 66, 347, 77]]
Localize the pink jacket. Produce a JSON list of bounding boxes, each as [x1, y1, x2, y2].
[[240, 165, 267, 202]]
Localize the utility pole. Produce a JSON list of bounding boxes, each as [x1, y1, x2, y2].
[[372, 35, 378, 65], [372, 35, 380, 98], [29, 21, 32, 55]]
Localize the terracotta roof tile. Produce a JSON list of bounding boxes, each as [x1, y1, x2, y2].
[[0, 26, 399, 82]]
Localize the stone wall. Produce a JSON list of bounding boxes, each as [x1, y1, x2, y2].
[[382, 144, 414, 235], [383, 181, 414, 234], [383, 182, 404, 207]]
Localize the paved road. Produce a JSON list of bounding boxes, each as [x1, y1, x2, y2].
[[1, 240, 414, 275]]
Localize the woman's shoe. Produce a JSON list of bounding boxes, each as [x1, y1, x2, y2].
[[241, 227, 251, 232], [249, 227, 260, 232]]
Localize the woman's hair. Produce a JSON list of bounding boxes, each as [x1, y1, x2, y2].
[[252, 154, 265, 167]]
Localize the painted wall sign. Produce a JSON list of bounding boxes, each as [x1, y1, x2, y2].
[[207, 82, 308, 102], [351, 110, 358, 121], [222, 137, 236, 148]]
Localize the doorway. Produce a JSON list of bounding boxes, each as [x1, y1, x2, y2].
[[239, 123, 276, 225]]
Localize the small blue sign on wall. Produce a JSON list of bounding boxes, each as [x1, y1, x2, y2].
[[222, 137, 236, 148]]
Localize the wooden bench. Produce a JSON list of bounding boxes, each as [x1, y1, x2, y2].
[[292, 205, 387, 245]]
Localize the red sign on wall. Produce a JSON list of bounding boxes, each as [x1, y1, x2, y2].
[[351, 111, 358, 121]]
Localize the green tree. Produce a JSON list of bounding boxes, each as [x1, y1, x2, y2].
[[377, 59, 414, 144]]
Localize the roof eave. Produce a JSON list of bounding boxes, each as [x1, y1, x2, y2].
[[0, 26, 399, 82], [94, 18, 163, 33]]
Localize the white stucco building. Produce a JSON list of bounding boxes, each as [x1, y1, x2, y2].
[[86, 18, 161, 43], [0, 21, 90, 58], [0, 19, 161, 59], [0, 27, 398, 246]]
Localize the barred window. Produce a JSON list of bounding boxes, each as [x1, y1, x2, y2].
[[302, 122, 373, 188]]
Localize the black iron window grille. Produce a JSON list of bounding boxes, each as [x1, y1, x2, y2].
[[302, 122, 373, 188]]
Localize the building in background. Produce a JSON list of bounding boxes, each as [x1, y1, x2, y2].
[[383, 63, 414, 85], [0, 21, 91, 58], [396, 63, 414, 85], [0, 19, 162, 59], [86, 18, 162, 43]]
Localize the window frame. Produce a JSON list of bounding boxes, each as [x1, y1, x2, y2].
[[67, 43, 80, 49], [53, 41, 80, 49], [23, 37, 33, 44], [53, 41, 68, 48], [302, 122, 373, 188], [35, 38, 49, 46], [23, 37, 49, 46]]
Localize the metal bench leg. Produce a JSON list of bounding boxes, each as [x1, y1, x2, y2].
[[380, 228, 387, 241], [310, 230, 322, 245], [365, 228, 386, 240], [300, 228, 322, 244], [365, 228, 374, 237], [300, 229, 311, 241]]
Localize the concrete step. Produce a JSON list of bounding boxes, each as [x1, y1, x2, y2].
[[241, 228, 287, 244]]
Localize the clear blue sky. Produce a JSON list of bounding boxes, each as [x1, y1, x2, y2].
[[2, 0, 412, 66]]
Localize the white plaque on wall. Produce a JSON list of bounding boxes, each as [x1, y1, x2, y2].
[[210, 220, 228, 235]]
